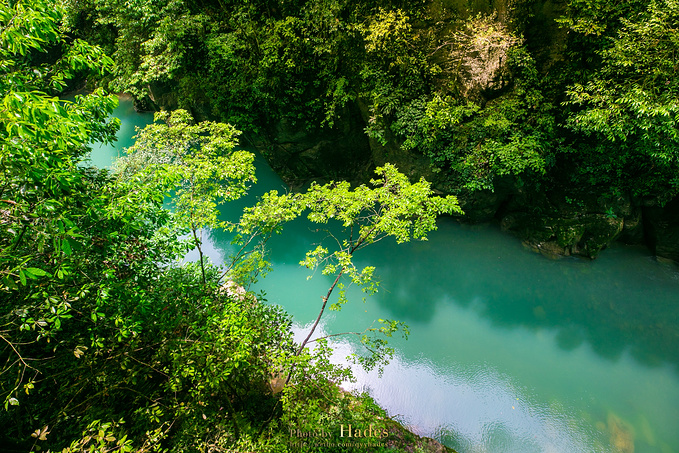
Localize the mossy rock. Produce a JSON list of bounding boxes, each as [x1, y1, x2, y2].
[[578, 215, 624, 258], [555, 223, 585, 248], [382, 418, 458, 453], [502, 212, 624, 258]]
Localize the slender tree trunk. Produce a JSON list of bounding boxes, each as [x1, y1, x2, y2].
[[285, 268, 344, 386], [284, 233, 369, 385], [223, 394, 241, 441], [192, 225, 206, 286], [296, 269, 343, 356]]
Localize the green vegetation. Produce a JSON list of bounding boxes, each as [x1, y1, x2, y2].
[[114, 109, 256, 285], [1, 1, 459, 451], [240, 164, 461, 375], [3, 0, 678, 449], [561, 0, 679, 201], [59, 0, 679, 209]]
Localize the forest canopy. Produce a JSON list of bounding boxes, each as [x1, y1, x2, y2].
[[60, 0, 679, 202]]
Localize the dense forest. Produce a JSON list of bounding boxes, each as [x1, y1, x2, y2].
[[1, 0, 678, 452], [63, 0, 679, 262]]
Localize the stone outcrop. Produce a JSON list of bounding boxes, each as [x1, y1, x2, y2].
[[131, 0, 679, 264], [356, 99, 439, 185], [146, 81, 179, 112], [431, 14, 519, 101], [501, 212, 625, 259], [494, 185, 635, 259], [643, 196, 679, 263], [607, 412, 635, 453]]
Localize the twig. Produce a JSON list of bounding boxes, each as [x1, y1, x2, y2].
[[307, 331, 362, 343]]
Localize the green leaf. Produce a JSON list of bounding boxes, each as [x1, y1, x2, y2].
[[25, 267, 48, 277], [61, 238, 72, 256]]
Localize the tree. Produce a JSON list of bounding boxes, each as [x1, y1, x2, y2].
[[1, 3, 457, 451], [233, 164, 461, 443], [0, 6, 291, 445], [116, 109, 256, 285], [0, 0, 120, 412], [240, 163, 462, 376], [392, 42, 556, 192], [562, 0, 679, 200]]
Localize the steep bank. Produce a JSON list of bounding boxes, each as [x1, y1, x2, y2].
[[67, 0, 679, 263]]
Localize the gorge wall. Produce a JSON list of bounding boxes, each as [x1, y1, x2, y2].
[[124, 0, 679, 264]]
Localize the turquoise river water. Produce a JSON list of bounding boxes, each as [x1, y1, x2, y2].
[[90, 97, 679, 453]]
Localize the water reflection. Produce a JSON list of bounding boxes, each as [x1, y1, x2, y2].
[[179, 177, 679, 453], [249, 216, 679, 453], [321, 322, 616, 453]]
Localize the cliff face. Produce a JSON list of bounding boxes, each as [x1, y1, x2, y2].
[[137, 0, 679, 264], [248, 0, 535, 186]]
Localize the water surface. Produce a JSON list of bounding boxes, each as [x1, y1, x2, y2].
[[100, 97, 679, 453], [85, 94, 153, 168]]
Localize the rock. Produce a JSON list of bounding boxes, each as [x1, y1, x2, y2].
[[455, 187, 511, 222], [643, 195, 679, 263], [579, 215, 625, 257], [147, 81, 179, 111], [524, 0, 568, 72], [383, 417, 457, 453], [133, 95, 156, 112], [502, 212, 624, 259], [355, 98, 439, 185], [250, 101, 373, 187], [218, 280, 252, 303], [618, 208, 645, 245], [607, 412, 635, 453], [524, 239, 567, 260], [268, 371, 286, 394], [637, 414, 656, 447], [495, 179, 640, 258], [440, 14, 519, 100]]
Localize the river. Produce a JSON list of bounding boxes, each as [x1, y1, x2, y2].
[[92, 96, 679, 453]]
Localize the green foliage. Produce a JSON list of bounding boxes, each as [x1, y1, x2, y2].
[[150, 274, 296, 452], [62, 0, 440, 135], [560, 0, 679, 200], [565, 0, 679, 142], [116, 109, 256, 284], [393, 46, 556, 191], [1, 3, 459, 453], [556, 0, 648, 36], [60, 420, 135, 453], [1, 3, 286, 451], [15, 0, 679, 447], [0, 0, 122, 413], [359, 7, 438, 142], [242, 163, 461, 373], [1, 0, 111, 94], [59, 0, 679, 208]]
